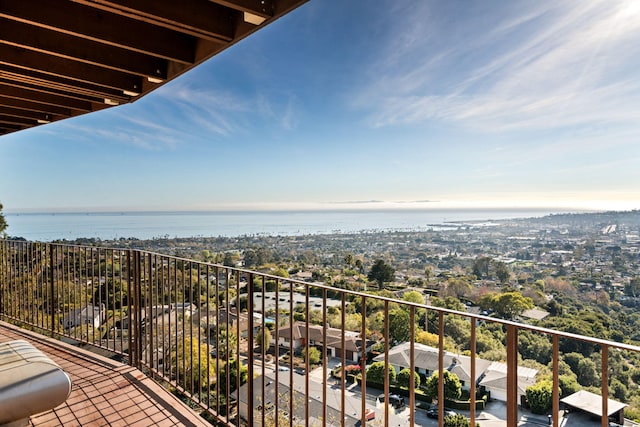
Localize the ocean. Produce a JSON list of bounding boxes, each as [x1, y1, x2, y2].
[[4, 208, 571, 242]]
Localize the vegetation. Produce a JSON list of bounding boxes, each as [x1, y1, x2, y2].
[[171, 337, 215, 393], [367, 259, 395, 288], [424, 370, 462, 401], [445, 413, 477, 427], [367, 361, 396, 385], [525, 380, 553, 414], [0, 202, 7, 235], [255, 326, 271, 351], [303, 346, 321, 365], [397, 367, 420, 388]]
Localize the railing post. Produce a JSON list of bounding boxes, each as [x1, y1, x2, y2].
[[132, 250, 143, 370], [601, 345, 609, 427], [0, 240, 4, 318], [49, 244, 55, 337], [470, 316, 476, 427], [126, 250, 133, 367], [506, 324, 518, 426], [438, 311, 444, 427], [552, 335, 559, 427]]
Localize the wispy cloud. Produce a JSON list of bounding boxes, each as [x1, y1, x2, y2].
[[355, 1, 640, 135]]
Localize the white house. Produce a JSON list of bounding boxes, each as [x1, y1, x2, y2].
[[373, 342, 492, 390], [375, 342, 538, 403], [478, 361, 538, 402], [62, 304, 105, 329]]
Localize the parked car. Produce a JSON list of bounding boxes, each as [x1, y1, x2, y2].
[[426, 407, 457, 419], [377, 393, 405, 409], [278, 365, 290, 371]]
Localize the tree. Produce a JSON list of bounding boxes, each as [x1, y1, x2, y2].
[[171, 337, 216, 393], [610, 378, 628, 401], [223, 252, 236, 267], [0, 202, 7, 235], [525, 380, 552, 414], [255, 326, 271, 351], [389, 308, 411, 343], [424, 370, 462, 401], [472, 257, 490, 279], [558, 374, 580, 398], [219, 358, 248, 394], [494, 261, 511, 284], [576, 358, 599, 387], [367, 361, 396, 385], [397, 367, 420, 389], [368, 259, 395, 288], [490, 292, 534, 320], [518, 331, 552, 365], [344, 253, 354, 267], [403, 290, 425, 305], [303, 346, 321, 365], [211, 326, 237, 359]]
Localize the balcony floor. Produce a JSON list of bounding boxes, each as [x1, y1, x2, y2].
[[0, 321, 211, 427]]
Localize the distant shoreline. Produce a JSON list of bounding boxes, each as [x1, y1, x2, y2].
[[5, 206, 591, 216], [5, 208, 622, 243]]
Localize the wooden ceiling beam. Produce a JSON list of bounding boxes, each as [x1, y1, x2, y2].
[[0, 0, 196, 64], [0, 114, 37, 127], [0, 18, 170, 79], [0, 44, 145, 93], [0, 0, 310, 136], [0, 83, 105, 113], [1, 124, 24, 130], [73, 0, 237, 42], [0, 78, 119, 106], [0, 64, 134, 103], [0, 95, 72, 117], [212, 0, 273, 18], [0, 105, 60, 123]]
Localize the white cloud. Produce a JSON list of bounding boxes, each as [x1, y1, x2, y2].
[[355, 1, 640, 135]]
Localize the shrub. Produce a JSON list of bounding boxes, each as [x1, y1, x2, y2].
[[526, 380, 552, 414]]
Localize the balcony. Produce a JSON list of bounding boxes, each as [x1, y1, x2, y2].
[[1, 239, 640, 427]]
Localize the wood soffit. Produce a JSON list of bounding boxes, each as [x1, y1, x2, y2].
[[0, 0, 308, 136]]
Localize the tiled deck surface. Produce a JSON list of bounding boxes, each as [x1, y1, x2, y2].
[[0, 321, 212, 427]]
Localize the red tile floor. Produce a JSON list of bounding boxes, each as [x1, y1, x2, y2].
[[0, 321, 211, 427]]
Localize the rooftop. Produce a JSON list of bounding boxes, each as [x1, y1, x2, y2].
[[0, 321, 210, 427]]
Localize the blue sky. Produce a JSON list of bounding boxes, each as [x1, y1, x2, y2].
[[2, 0, 640, 213]]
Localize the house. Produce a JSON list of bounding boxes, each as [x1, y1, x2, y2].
[[374, 342, 538, 404], [116, 305, 174, 331], [275, 322, 366, 363], [203, 309, 267, 339], [62, 304, 105, 329], [373, 342, 492, 390], [478, 361, 538, 402]]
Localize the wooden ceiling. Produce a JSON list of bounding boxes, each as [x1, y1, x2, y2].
[[0, 0, 308, 136]]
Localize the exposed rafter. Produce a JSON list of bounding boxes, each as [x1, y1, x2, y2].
[[0, 0, 308, 136]]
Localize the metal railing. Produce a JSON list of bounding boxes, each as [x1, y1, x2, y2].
[[1, 239, 639, 427]]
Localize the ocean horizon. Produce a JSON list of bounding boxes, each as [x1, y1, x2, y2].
[[5, 207, 584, 242]]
